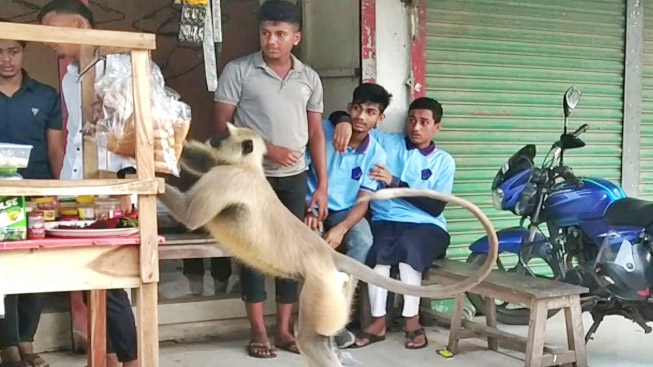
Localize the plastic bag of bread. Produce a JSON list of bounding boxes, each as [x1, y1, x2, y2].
[[93, 54, 192, 176]]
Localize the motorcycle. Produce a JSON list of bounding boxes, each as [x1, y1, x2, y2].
[[468, 86, 653, 341]]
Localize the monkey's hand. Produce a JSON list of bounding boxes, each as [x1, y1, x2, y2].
[[324, 225, 346, 249], [333, 122, 353, 152]]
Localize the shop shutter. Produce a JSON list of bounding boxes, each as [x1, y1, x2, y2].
[[425, 0, 626, 263], [641, 1, 653, 200]]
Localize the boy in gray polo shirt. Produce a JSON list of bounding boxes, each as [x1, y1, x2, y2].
[[214, 0, 328, 359]]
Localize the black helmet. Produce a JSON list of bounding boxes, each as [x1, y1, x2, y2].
[[595, 232, 651, 301]]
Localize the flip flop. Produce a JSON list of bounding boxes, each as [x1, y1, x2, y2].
[[350, 331, 386, 348], [275, 340, 300, 354], [246, 341, 277, 358], [20, 354, 48, 367], [404, 327, 428, 349]]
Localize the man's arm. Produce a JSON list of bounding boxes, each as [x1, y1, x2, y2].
[[307, 111, 328, 220], [213, 102, 237, 135], [323, 190, 371, 248], [46, 129, 65, 179]]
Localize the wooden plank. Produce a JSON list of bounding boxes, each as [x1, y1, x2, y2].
[[159, 244, 229, 260], [0, 22, 156, 50], [564, 296, 588, 367], [0, 178, 164, 196], [542, 351, 577, 367], [447, 294, 465, 354], [430, 310, 564, 355], [0, 246, 140, 294], [87, 290, 107, 367], [428, 260, 588, 298], [425, 271, 531, 307], [485, 297, 499, 351], [131, 50, 158, 283], [525, 301, 548, 367], [137, 283, 159, 367]]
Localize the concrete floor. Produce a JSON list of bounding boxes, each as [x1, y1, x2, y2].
[[41, 312, 653, 367]]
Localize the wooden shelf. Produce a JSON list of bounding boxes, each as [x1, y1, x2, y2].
[[0, 235, 165, 251], [0, 178, 164, 196], [0, 22, 156, 50]]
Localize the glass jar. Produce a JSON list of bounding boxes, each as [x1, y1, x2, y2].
[[76, 195, 96, 220], [95, 197, 122, 220]]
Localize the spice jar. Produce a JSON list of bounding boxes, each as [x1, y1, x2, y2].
[[27, 210, 45, 239], [59, 197, 79, 221], [76, 195, 95, 220], [95, 197, 122, 220]]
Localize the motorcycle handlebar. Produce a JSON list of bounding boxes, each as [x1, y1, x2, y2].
[[554, 166, 582, 187]]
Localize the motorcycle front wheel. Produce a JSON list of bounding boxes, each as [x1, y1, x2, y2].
[[466, 252, 563, 325]]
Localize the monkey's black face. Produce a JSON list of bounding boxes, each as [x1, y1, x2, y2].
[[209, 130, 230, 148], [242, 139, 253, 154]]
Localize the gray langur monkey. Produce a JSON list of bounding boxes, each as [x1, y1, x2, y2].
[[158, 123, 498, 367]]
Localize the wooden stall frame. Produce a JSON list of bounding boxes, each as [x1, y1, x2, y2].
[[0, 22, 159, 367]]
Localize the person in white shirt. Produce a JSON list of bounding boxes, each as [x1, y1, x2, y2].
[[39, 1, 138, 366]]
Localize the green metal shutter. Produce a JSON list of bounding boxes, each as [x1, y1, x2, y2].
[[425, 0, 626, 261], [641, 1, 653, 200]]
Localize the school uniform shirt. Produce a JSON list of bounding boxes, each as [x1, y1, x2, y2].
[[0, 72, 62, 179], [60, 62, 134, 180], [306, 119, 387, 212], [369, 130, 455, 231]]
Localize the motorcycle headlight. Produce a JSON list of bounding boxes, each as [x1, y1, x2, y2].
[[492, 188, 504, 210]]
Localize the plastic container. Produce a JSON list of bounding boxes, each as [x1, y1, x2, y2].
[[76, 195, 96, 220], [95, 197, 122, 220], [0, 167, 27, 241], [0, 143, 33, 168], [35, 197, 58, 221], [27, 211, 45, 239]]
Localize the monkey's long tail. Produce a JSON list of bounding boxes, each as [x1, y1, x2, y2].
[[333, 188, 498, 299]]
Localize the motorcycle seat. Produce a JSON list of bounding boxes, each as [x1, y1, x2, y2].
[[605, 198, 653, 228]]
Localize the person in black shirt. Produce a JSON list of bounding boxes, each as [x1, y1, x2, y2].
[[0, 38, 64, 367]]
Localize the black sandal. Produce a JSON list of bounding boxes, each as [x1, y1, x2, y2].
[[404, 327, 428, 349], [350, 331, 386, 348]]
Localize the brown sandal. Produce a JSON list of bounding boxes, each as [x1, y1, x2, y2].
[[404, 327, 428, 349], [246, 341, 277, 358], [275, 340, 300, 354], [20, 354, 48, 367]]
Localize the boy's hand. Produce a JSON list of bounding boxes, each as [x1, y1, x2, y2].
[[309, 186, 329, 221], [266, 143, 302, 167], [324, 225, 347, 249], [304, 213, 324, 232], [333, 123, 353, 152], [370, 163, 393, 186]]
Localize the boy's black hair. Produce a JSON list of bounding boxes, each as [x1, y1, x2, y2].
[[17, 41, 26, 48], [351, 83, 392, 113], [37, 0, 95, 27], [409, 97, 443, 123], [259, 0, 301, 29]]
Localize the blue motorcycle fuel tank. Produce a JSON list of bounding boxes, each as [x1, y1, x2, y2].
[[546, 177, 627, 228]]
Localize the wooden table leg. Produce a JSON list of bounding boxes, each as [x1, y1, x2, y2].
[[138, 283, 159, 367], [564, 296, 587, 367], [71, 291, 88, 354], [87, 290, 107, 367], [485, 297, 498, 351], [447, 294, 465, 354], [525, 301, 547, 367]]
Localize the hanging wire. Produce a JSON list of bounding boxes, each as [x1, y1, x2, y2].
[[89, 0, 126, 25], [0, 0, 40, 22]]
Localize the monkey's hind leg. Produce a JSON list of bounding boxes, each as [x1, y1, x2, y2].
[[296, 289, 342, 367]]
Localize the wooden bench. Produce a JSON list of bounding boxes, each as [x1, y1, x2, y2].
[[423, 259, 589, 367]]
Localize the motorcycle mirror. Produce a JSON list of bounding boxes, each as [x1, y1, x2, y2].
[[571, 123, 589, 137], [564, 86, 582, 117]]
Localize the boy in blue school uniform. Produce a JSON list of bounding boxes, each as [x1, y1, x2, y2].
[[304, 83, 391, 348], [333, 97, 455, 350]]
